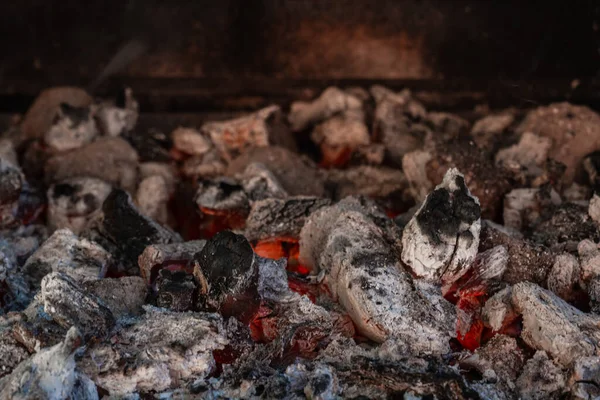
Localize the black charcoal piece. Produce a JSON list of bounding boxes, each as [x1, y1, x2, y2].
[[244, 197, 330, 241], [123, 128, 171, 162], [101, 189, 181, 265], [194, 231, 256, 310], [156, 269, 196, 312], [41, 272, 115, 340], [139, 240, 206, 284]]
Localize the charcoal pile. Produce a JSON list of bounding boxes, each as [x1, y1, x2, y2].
[[2, 86, 600, 399]]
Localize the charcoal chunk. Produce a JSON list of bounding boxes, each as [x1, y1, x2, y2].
[[195, 177, 249, 213], [0, 327, 29, 378], [44, 103, 98, 152], [471, 112, 515, 149], [244, 197, 330, 241], [239, 162, 288, 202], [289, 87, 361, 132], [83, 276, 147, 318], [171, 126, 212, 156], [95, 87, 138, 137], [326, 166, 408, 201], [41, 272, 115, 339], [516, 351, 566, 400], [123, 128, 171, 162], [0, 159, 23, 228], [156, 269, 196, 311], [194, 231, 256, 310], [101, 189, 182, 266], [138, 240, 206, 284], [531, 202, 600, 250]]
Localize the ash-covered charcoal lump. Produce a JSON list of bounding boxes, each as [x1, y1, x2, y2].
[[193, 231, 256, 310], [0, 158, 24, 228], [44, 102, 98, 152], [401, 168, 481, 284]]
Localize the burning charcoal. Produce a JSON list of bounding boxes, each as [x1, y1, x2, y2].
[[79, 306, 227, 396], [482, 286, 518, 332], [288, 87, 362, 132], [239, 163, 288, 201], [256, 257, 293, 302], [83, 276, 147, 318], [138, 240, 206, 284], [47, 177, 112, 234], [460, 335, 525, 392], [516, 351, 566, 400], [300, 197, 455, 352], [156, 269, 196, 311], [195, 177, 249, 214], [41, 272, 115, 339], [100, 189, 182, 266], [0, 159, 24, 228], [480, 221, 555, 285], [45, 137, 139, 193], [426, 139, 512, 219], [21, 87, 93, 140], [531, 202, 600, 250], [569, 356, 600, 399], [0, 327, 98, 400], [325, 166, 408, 202], [495, 132, 553, 185], [547, 253, 581, 302], [193, 231, 256, 311], [370, 85, 429, 166], [244, 197, 330, 241], [401, 168, 481, 284], [503, 187, 561, 232], [181, 150, 227, 179], [227, 146, 326, 197], [95, 87, 139, 137], [511, 282, 600, 366], [402, 149, 433, 202], [44, 103, 98, 152], [0, 327, 29, 378], [425, 112, 469, 142], [203, 105, 295, 162], [171, 126, 212, 156], [470, 112, 515, 149], [516, 102, 600, 185], [135, 175, 170, 225], [22, 228, 111, 288]]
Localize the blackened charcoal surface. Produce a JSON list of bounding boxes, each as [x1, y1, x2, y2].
[[139, 240, 206, 284], [122, 128, 171, 162], [194, 231, 255, 308], [531, 202, 600, 250], [101, 189, 181, 265], [41, 273, 115, 340], [244, 197, 330, 241], [156, 269, 196, 312]]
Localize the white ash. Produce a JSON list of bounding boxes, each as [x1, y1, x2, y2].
[[401, 168, 481, 284], [288, 87, 362, 132], [244, 197, 330, 242], [95, 88, 139, 137], [138, 162, 178, 192], [203, 105, 293, 162], [21, 87, 92, 141], [44, 137, 139, 193], [511, 282, 600, 366], [0, 327, 98, 400], [83, 276, 147, 319], [482, 286, 516, 332], [589, 193, 600, 224], [0, 158, 24, 228], [47, 177, 112, 234], [239, 162, 289, 202], [495, 132, 552, 180], [41, 272, 115, 339], [370, 85, 429, 165], [569, 356, 600, 399], [138, 240, 206, 284], [402, 149, 433, 202], [311, 114, 370, 160], [516, 351, 566, 400], [44, 103, 98, 153], [256, 257, 294, 302], [0, 138, 18, 166], [22, 228, 111, 288], [171, 126, 212, 156], [503, 187, 561, 232], [577, 239, 600, 287], [300, 197, 455, 353], [547, 253, 580, 302], [470, 112, 515, 148], [79, 306, 227, 396], [135, 175, 170, 225], [325, 166, 408, 200]]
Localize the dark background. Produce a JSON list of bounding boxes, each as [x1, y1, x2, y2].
[[1, 0, 599, 112]]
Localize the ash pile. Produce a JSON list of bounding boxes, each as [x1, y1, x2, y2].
[[2, 85, 600, 399]]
